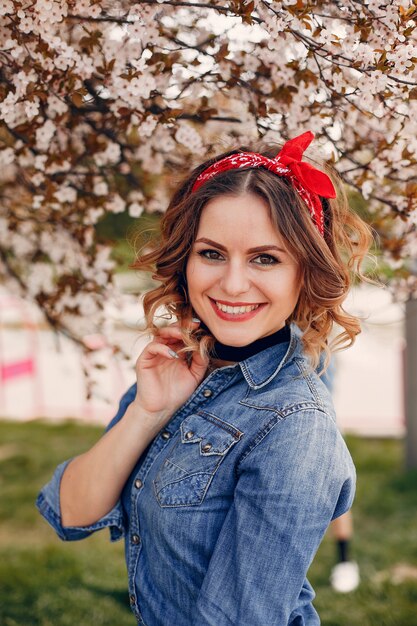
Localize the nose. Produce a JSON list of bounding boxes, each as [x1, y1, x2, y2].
[[219, 259, 251, 297]]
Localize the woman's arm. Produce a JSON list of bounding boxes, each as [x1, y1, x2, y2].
[[194, 409, 355, 625], [60, 401, 162, 527], [60, 321, 208, 528]]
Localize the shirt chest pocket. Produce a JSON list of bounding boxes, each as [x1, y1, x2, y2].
[[153, 411, 243, 508]]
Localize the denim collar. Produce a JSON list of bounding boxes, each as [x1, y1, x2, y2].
[[238, 322, 302, 390]]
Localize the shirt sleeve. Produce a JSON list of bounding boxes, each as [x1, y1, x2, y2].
[[36, 383, 137, 542], [193, 409, 355, 626]]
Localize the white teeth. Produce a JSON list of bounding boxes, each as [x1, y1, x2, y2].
[[215, 301, 260, 315]]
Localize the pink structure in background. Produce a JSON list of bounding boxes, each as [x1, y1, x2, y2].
[[2, 358, 34, 380], [0, 287, 138, 423]]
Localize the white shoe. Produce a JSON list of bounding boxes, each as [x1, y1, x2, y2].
[[330, 561, 360, 593]]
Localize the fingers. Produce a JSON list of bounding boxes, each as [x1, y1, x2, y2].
[[141, 320, 202, 368], [139, 341, 181, 366], [154, 321, 201, 347], [187, 348, 210, 382]]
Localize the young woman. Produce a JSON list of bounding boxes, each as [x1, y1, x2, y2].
[[37, 131, 372, 625]]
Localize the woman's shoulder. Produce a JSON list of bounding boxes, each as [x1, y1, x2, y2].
[[236, 353, 352, 478], [241, 351, 336, 421], [236, 399, 355, 506]]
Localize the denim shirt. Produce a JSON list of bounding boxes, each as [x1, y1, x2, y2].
[[37, 323, 355, 626]]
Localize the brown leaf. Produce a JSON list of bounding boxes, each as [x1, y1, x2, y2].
[[71, 92, 84, 107]]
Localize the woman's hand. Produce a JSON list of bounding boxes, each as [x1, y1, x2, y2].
[[132, 321, 209, 431]]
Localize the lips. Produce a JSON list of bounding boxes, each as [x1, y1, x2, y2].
[[208, 297, 266, 322]]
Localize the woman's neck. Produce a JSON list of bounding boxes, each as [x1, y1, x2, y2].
[[210, 324, 290, 362], [202, 324, 291, 379]]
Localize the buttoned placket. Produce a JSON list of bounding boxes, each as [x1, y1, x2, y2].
[[126, 365, 239, 621]]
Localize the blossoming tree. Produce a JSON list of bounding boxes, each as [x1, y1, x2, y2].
[[0, 0, 416, 355]]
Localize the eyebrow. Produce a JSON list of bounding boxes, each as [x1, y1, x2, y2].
[[194, 237, 288, 255]]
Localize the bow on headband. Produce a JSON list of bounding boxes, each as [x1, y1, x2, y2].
[[191, 131, 336, 237]]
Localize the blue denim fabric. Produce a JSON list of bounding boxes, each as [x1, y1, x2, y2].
[[37, 323, 355, 626]]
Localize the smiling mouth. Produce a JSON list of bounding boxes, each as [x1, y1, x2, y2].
[[208, 297, 266, 318], [214, 301, 260, 314]]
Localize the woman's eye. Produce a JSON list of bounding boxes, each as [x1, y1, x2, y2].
[[253, 254, 279, 266], [197, 249, 223, 261], [196, 250, 280, 265]]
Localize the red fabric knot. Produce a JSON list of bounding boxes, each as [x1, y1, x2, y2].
[[191, 131, 337, 237]]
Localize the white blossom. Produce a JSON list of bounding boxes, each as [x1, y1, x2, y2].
[[361, 180, 374, 199], [74, 0, 101, 18], [0, 147, 15, 167], [32, 195, 44, 209], [26, 263, 55, 296], [138, 115, 158, 138], [93, 179, 109, 196], [409, 208, 417, 227], [77, 292, 101, 316], [175, 124, 203, 153], [54, 185, 77, 203], [95, 142, 121, 166], [30, 172, 46, 186], [34, 155, 48, 171], [19, 16, 35, 34], [0, 0, 13, 15], [36, 120, 57, 151], [128, 202, 144, 218], [85, 207, 105, 224], [25, 99, 40, 120], [105, 194, 126, 214], [47, 94, 68, 118]]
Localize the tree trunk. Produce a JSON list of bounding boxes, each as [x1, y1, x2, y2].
[[405, 297, 417, 470]]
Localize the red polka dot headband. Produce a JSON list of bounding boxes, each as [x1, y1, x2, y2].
[[191, 131, 336, 237]]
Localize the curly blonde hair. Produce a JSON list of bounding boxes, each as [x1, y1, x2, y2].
[[130, 140, 374, 373]]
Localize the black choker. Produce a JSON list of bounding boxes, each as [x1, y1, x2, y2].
[[202, 323, 291, 362]]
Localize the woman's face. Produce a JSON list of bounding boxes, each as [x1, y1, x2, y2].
[[185, 192, 302, 346]]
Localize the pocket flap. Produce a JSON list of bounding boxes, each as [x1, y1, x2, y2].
[[180, 411, 243, 456]]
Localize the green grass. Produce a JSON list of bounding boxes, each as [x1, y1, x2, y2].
[[1, 421, 416, 625]]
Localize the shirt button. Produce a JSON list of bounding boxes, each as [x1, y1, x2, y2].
[[134, 478, 143, 489], [132, 534, 141, 545], [161, 430, 171, 439], [203, 389, 213, 398], [185, 430, 194, 439], [202, 443, 213, 452], [129, 594, 136, 605]]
